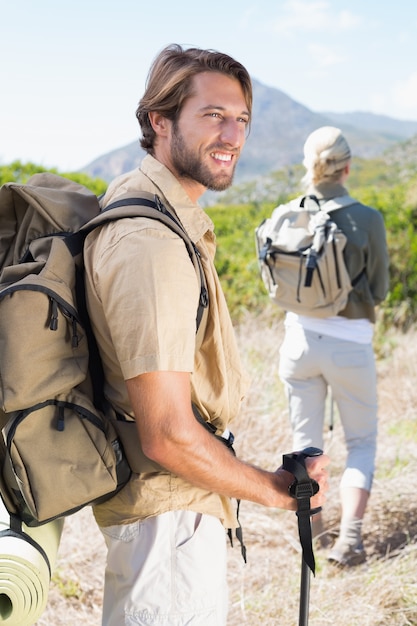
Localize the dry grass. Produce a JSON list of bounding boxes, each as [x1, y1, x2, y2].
[[36, 312, 417, 625]]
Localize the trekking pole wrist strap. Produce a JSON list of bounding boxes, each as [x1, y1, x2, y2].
[[282, 446, 323, 575]]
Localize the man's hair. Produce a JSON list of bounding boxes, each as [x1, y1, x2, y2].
[[136, 44, 252, 153]]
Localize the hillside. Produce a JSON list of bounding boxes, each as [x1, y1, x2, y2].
[[383, 133, 417, 182], [35, 315, 417, 626], [323, 110, 417, 140], [81, 79, 417, 184]]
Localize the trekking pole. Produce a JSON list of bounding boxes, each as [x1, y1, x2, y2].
[[282, 447, 323, 626], [328, 388, 334, 437]]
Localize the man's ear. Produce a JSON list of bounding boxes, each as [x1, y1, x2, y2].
[[148, 112, 170, 137]]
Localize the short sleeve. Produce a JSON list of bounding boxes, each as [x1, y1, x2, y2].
[[88, 218, 200, 379]]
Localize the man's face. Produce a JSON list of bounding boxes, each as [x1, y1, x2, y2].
[[169, 72, 250, 195]]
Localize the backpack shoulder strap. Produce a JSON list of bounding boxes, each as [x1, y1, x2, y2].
[[102, 194, 209, 334], [320, 195, 357, 213], [317, 194, 366, 286], [67, 192, 209, 336], [299, 194, 357, 215]]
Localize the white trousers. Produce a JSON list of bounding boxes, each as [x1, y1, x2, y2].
[[279, 326, 378, 491], [100, 510, 228, 626]]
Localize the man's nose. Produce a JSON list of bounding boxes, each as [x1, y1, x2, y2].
[[219, 119, 246, 148]]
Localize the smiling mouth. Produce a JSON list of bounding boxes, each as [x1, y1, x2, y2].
[[210, 151, 234, 163]]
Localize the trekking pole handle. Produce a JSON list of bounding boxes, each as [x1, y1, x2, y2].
[[299, 446, 323, 458], [283, 447, 324, 578], [284, 447, 323, 508]]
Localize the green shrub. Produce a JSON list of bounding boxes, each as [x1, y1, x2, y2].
[[0, 160, 107, 195], [208, 174, 417, 329], [4, 160, 417, 330], [206, 202, 274, 320]]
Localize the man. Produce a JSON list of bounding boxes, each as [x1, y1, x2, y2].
[[84, 44, 329, 625]]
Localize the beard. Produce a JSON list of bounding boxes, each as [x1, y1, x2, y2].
[[170, 123, 238, 192]]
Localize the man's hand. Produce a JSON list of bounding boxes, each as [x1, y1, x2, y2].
[[305, 452, 330, 510], [275, 452, 330, 511]]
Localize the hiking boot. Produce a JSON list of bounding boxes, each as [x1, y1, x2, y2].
[[327, 538, 366, 567]]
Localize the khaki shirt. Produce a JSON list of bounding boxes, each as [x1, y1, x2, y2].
[[84, 155, 249, 528]]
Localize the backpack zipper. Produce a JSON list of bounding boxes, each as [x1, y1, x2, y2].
[[6, 399, 106, 446]]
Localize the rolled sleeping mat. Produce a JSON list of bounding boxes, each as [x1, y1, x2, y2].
[[0, 497, 64, 626]]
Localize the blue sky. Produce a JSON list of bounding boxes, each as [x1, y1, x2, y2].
[[2, 0, 417, 171]]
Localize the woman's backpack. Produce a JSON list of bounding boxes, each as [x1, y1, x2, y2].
[[255, 194, 358, 317]]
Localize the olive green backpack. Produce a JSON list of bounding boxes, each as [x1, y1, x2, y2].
[[0, 172, 208, 526]]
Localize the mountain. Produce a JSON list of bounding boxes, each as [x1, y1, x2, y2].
[[383, 133, 417, 183], [322, 111, 417, 140], [81, 79, 417, 184]]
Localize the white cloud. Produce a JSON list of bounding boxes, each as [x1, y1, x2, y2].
[[393, 72, 417, 113], [308, 43, 347, 67], [369, 93, 389, 115], [368, 74, 417, 119], [238, 5, 259, 30], [338, 9, 361, 29], [270, 0, 361, 33]]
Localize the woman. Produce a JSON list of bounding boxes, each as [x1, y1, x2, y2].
[[278, 126, 389, 566]]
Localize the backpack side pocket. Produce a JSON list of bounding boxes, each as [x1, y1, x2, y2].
[[2, 388, 131, 526]]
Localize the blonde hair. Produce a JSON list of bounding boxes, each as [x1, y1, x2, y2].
[[302, 126, 351, 187]]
